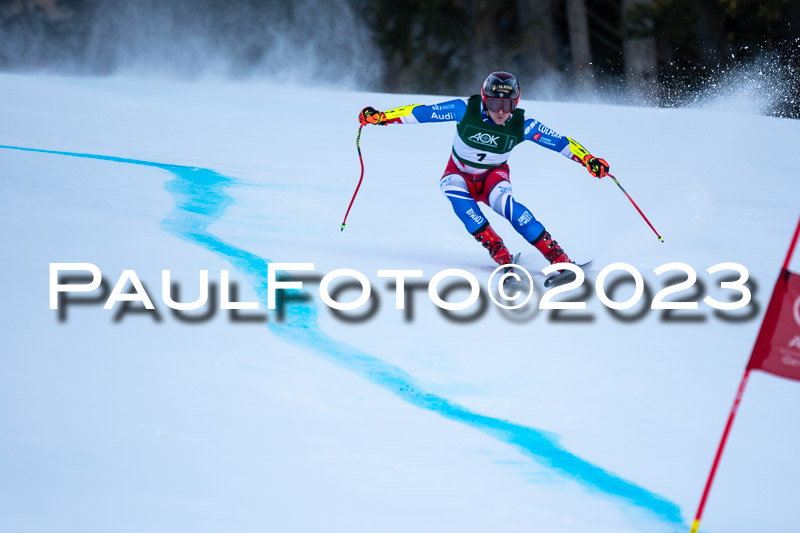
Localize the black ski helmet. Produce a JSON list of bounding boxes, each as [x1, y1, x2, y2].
[[481, 71, 521, 112]]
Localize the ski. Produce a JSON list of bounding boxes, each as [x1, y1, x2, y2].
[[504, 252, 522, 273], [501, 253, 523, 289], [543, 260, 593, 288]]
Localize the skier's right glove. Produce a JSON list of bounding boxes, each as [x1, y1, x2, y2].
[[358, 106, 388, 126]]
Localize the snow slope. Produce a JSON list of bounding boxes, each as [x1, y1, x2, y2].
[[1, 73, 799, 533]]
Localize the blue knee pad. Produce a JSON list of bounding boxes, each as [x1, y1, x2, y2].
[[441, 174, 488, 234], [502, 196, 544, 242], [445, 192, 487, 234]]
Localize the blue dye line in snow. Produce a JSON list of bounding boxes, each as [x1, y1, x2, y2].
[[1, 144, 686, 527]]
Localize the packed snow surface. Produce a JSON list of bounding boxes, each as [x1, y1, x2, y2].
[[1, 74, 799, 533]]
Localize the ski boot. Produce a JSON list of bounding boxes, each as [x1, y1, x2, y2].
[[531, 230, 572, 267], [473, 224, 513, 266]]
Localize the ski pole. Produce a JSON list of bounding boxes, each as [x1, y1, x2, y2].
[[608, 173, 664, 243], [340, 125, 364, 231]]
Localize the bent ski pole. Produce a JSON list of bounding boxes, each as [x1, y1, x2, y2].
[[340, 126, 365, 231], [608, 173, 664, 243]]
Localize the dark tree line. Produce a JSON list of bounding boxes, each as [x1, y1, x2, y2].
[[1, 0, 798, 117], [364, 0, 800, 117]]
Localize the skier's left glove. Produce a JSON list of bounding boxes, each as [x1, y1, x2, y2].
[[583, 155, 609, 179], [358, 106, 388, 126]]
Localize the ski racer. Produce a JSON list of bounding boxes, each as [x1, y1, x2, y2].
[[358, 71, 609, 269]]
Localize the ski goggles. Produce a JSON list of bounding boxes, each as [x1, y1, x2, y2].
[[485, 97, 517, 113]]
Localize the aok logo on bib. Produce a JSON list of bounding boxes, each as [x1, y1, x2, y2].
[[468, 132, 499, 147], [462, 125, 517, 152]]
